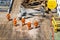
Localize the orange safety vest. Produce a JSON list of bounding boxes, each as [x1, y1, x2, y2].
[[27, 22, 31, 29], [13, 18, 17, 26], [34, 21, 38, 27], [21, 18, 25, 24], [6, 14, 10, 20]]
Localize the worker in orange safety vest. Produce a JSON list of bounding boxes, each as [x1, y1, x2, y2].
[[27, 22, 31, 30], [6, 13, 10, 21], [13, 18, 17, 26], [34, 20, 38, 28], [21, 17, 25, 25]]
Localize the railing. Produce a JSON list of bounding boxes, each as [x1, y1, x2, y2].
[[0, 0, 13, 12]]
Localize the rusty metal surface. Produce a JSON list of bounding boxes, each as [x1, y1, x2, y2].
[[0, 15, 51, 40], [0, 0, 53, 40]]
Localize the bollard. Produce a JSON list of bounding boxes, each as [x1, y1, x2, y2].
[[34, 20, 38, 28], [6, 13, 10, 21], [21, 17, 25, 25], [27, 22, 31, 30], [13, 18, 17, 26]]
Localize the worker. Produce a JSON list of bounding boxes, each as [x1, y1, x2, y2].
[[21, 17, 25, 25], [27, 22, 31, 30], [34, 20, 38, 28], [13, 18, 17, 26], [6, 13, 10, 21]]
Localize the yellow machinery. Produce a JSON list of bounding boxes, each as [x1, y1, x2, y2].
[[52, 17, 60, 32]]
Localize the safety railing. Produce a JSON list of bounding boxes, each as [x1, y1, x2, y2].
[[0, 0, 13, 12]]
